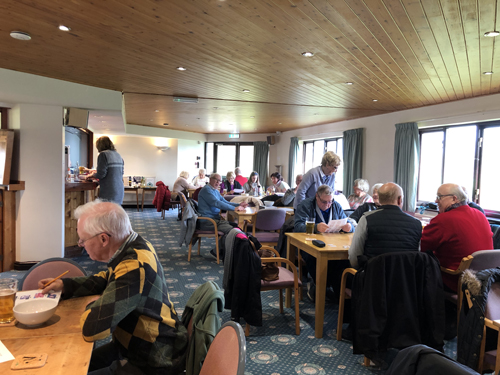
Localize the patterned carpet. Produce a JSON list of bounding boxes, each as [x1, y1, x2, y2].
[[2, 207, 458, 375]]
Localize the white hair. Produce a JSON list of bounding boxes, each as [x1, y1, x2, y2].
[[372, 183, 383, 194], [179, 170, 190, 179], [353, 179, 370, 193], [317, 184, 334, 196], [75, 200, 132, 241]]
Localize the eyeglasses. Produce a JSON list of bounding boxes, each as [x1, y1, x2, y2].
[[211, 178, 222, 183], [78, 232, 111, 247], [436, 194, 455, 201], [316, 194, 333, 206]]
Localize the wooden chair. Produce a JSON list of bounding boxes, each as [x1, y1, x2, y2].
[[20, 258, 87, 290], [245, 246, 301, 336], [336, 267, 357, 341], [243, 209, 286, 247], [200, 321, 246, 375], [440, 255, 474, 323], [188, 217, 224, 264], [465, 282, 500, 374]]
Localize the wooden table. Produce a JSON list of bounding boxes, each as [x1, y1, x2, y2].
[[65, 181, 98, 247], [124, 186, 157, 211], [229, 206, 294, 228], [0, 295, 97, 374], [286, 232, 353, 338], [187, 188, 197, 198]]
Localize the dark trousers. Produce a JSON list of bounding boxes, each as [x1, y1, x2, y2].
[[301, 251, 350, 297], [88, 343, 145, 375]]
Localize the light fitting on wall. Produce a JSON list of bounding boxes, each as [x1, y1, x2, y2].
[[157, 146, 170, 151]]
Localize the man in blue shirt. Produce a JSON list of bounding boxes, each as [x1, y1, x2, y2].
[[294, 151, 341, 209], [294, 184, 353, 302], [198, 173, 248, 234]]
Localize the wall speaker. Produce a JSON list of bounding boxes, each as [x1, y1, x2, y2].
[[64, 108, 89, 129], [267, 136, 275, 145]]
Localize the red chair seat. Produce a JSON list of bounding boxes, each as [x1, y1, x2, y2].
[[254, 232, 279, 243]]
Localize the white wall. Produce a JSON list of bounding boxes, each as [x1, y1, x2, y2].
[[273, 92, 500, 186], [91, 135, 179, 203], [177, 139, 204, 182], [11, 104, 65, 261]]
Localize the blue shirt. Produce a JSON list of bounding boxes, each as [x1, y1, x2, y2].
[[294, 196, 352, 233], [294, 166, 336, 209], [198, 184, 239, 220]]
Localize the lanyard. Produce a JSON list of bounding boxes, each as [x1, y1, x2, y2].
[[315, 203, 332, 223]]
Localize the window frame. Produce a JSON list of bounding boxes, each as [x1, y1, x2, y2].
[[301, 137, 342, 174], [204, 142, 254, 176], [418, 120, 500, 216]]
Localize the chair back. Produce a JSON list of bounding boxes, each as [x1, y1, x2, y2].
[[199, 321, 246, 375], [193, 187, 202, 201], [255, 209, 286, 232], [486, 282, 500, 321], [470, 250, 500, 271], [20, 258, 87, 290], [179, 192, 187, 208]]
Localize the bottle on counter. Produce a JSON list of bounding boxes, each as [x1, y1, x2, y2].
[[129, 176, 132, 187]]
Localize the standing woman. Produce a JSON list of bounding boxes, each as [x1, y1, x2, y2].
[[86, 136, 124, 204], [243, 171, 262, 196]]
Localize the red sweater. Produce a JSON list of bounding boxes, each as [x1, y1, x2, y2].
[[421, 205, 493, 291], [235, 175, 248, 186]]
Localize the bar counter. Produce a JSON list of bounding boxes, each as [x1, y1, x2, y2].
[[65, 181, 98, 247]]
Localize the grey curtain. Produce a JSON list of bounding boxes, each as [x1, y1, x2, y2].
[[342, 128, 363, 196], [253, 141, 269, 186], [394, 122, 419, 212], [288, 137, 299, 183]]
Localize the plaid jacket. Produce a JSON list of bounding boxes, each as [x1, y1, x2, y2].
[[62, 232, 188, 372]]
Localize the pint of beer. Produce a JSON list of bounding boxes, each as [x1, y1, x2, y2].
[[0, 278, 17, 323], [305, 217, 315, 235]]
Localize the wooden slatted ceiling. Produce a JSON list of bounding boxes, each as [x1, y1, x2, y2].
[[0, 0, 498, 134]]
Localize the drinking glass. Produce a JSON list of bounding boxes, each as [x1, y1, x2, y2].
[[305, 217, 315, 235], [0, 278, 18, 323]]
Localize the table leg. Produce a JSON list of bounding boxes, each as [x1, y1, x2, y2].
[[141, 189, 146, 211], [314, 254, 328, 338], [134, 189, 139, 212], [285, 241, 296, 308]]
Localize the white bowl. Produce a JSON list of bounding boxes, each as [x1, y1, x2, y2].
[[14, 299, 58, 326], [264, 201, 274, 207]]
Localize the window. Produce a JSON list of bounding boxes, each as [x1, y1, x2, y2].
[[302, 138, 343, 191], [418, 121, 500, 212], [204, 142, 254, 179]]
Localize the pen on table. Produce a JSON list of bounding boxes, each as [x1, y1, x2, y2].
[[43, 270, 70, 288]]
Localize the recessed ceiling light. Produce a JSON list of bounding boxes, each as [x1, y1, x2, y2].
[[150, 119, 153, 121], [279, 122, 282, 124], [163, 123, 169, 126], [242, 89, 250, 93], [483, 71, 494, 75], [302, 52, 314, 57], [345, 82, 353, 85], [176, 67, 186, 71], [484, 31, 500, 37], [185, 125, 189, 127], [10, 31, 31, 41], [154, 109, 159, 112], [59, 25, 71, 32], [213, 107, 218, 110], [373, 99, 378, 102], [250, 116, 255, 119]]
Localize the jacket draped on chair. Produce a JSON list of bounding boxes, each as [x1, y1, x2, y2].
[[153, 181, 171, 211]]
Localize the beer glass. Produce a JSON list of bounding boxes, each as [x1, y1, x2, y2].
[[305, 217, 315, 235], [0, 278, 18, 323]]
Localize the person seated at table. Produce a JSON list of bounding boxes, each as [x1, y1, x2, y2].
[[461, 185, 485, 214], [234, 167, 248, 186], [266, 172, 290, 194], [347, 178, 373, 210], [243, 171, 262, 196], [220, 171, 242, 195], [38, 200, 188, 375], [275, 174, 303, 207], [192, 168, 209, 187], [294, 151, 341, 209], [294, 184, 353, 302], [349, 183, 383, 223], [172, 170, 196, 200], [198, 173, 248, 235], [421, 183, 493, 293], [348, 183, 422, 269]]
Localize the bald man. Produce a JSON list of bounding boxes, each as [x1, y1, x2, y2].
[[421, 183, 493, 292], [349, 183, 422, 268]]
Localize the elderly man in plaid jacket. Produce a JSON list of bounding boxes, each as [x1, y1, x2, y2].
[[38, 200, 188, 375]]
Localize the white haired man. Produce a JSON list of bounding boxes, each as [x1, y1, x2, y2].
[[38, 200, 188, 375], [421, 183, 493, 292]]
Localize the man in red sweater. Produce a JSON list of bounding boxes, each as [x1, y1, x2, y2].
[[234, 167, 248, 186], [421, 183, 493, 292]]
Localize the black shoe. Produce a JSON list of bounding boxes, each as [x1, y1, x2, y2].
[[341, 324, 353, 341], [307, 282, 316, 303], [209, 248, 217, 259], [325, 287, 337, 303]]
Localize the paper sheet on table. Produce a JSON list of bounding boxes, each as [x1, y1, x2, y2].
[[325, 218, 347, 233], [0, 340, 15, 363], [15, 290, 62, 306]]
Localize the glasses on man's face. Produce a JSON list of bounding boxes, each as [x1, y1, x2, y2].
[[78, 232, 111, 247], [211, 178, 222, 184], [436, 194, 454, 201], [316, 194, 333, 206]]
